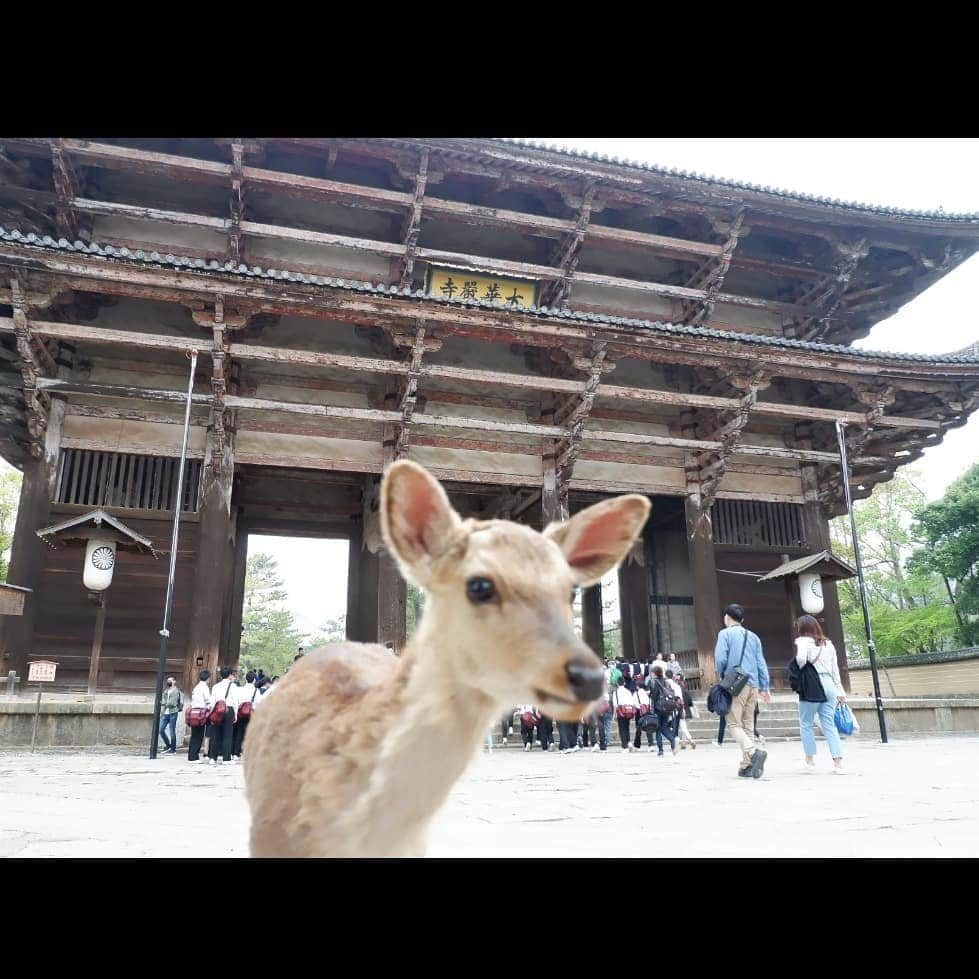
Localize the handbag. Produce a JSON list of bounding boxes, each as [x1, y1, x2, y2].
[[834, 702, 855, 736], [208, 680, 236, 726], [637, 711, 660, 732], [718, 631, 751, 695], [521, 711, 538, 728], [185, 706, 209, 728], [238, 686, 259, 719]]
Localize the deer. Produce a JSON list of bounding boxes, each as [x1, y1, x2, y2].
[[243, 460, 650, 858]]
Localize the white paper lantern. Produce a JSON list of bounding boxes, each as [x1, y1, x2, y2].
[[799, 571, 824, 614], [84, 538, 117, 591]]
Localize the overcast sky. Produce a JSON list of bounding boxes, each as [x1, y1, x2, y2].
[[3, 139, 977, 638]]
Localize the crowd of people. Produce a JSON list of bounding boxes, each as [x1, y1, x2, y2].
[[495, 604, 851, 779], [158, 666, 280, 764], [161, 605, 851, 779], [500, 652, 699, 758]]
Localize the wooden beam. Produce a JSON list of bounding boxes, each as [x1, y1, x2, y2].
[[394, 324, 427, 457], [682, 208, 747, 327], [228, 141, 245, 265], [398, 149, 429, 290], [542, 181, 596, 308], [50, 139, 81, 241]]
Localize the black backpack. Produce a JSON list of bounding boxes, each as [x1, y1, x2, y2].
[[653, 679, 679, 716], [786, 650, 827, 703]]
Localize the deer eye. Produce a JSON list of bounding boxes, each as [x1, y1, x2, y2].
[[466, 577, 497, 604]]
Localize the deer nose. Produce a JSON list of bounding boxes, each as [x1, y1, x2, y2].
[[565, 657, 605, 702]]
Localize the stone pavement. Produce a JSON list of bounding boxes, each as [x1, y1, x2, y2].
[[1, 736, 977, 858]]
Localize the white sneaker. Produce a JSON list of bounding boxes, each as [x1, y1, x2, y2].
[[713, 741, 723, 748], [647, 746, 656, 752], [591, 744, 600, 752], [621, 746, 630, 753], [803, 762, 817, 774], [508, 726, 514, 736], [833, 766, 848, 775], [524, 743, 531, 752], [571, 745, 580, 753]]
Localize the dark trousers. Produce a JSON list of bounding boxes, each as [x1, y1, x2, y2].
[[633, 715, 655, 748], [188, 724, 206, 761], [232, 714, 250, 757], [582, 714, 608, 749], [557, 720, 579, 750], [501, 713, 513, 740], [207, 711, 235, 761], [158, 712, 177, 751], [537, 715, 554, 750], [617, 716, 633, 748], [655, 712, 677, 753], [520, 720, 535, 746], [718, 704, 760, 744]]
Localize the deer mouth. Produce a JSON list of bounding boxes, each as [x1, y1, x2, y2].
[[532, 688, 595, 716]]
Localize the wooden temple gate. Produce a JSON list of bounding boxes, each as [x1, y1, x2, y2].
[[0, 138, 977, 696]]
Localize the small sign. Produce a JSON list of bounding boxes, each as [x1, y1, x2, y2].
[[427, 266, 538, 308], [28, 661, 57, 683]]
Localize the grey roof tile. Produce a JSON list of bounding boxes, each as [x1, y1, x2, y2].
[[492, 139, 979, 223], [0, 224, 976, 366]]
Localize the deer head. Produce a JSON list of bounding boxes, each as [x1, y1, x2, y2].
[[381, 461, 650, 720]]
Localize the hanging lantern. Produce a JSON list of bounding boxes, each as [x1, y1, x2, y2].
[[84, 538, 117, 591], [799, 571, 824, 614]]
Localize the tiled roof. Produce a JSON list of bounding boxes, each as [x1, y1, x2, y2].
[[492, 138, 979, 223], [1, 225, 977, 366]]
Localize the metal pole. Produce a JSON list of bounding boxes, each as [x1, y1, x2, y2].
[[835, 420, 888, 743], [30, 682, 42, 753], [150, 350, 198, 759]]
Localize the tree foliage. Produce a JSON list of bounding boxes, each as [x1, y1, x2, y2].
[[910, 462, 979, 647], [830, 469, 959, 657], [238, 552, 306, 677], [0, 467, 21, 583]]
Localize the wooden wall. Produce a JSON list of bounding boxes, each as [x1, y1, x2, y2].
[[849, 656, 979, 698], [32, 512, 200, 693]]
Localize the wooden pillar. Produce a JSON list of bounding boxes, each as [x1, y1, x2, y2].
[[685, 496, 722, 684], [219, 511, 248, 669], [86, 594, 107, 695], [0, 397, 63, 682], [377, 552, 407, 651], [582, 584, 604, 657], [346, 524, 366, 642], [183, 439, 235, 694], [617, 549, 652, 661]]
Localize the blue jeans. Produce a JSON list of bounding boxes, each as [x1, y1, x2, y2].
[[655, 713, 676, 754], [798, 675, 844, 759], [602, 709, 613, 747], [159, 712, 178, 751]]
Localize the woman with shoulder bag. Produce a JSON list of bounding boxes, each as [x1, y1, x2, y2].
[[632, 684, 657, 752], [612, 678, 639, 752], [794, 615, 847, 773]]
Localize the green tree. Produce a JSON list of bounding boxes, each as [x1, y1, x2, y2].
[[911, 462, 979, 647], [238, 552, 305, 677], [406, 581, 426, 639], [0, 467, 22, 582], [830, 469, 958, 657]]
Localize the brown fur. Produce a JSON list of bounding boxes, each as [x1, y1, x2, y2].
[[244, 462, 649, 858]]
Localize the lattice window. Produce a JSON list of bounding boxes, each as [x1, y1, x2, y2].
[[713, 499, 806, 549], [54, 449, 202, 512]]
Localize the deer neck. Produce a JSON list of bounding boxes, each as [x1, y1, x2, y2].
[[354, 619, 497, 853]]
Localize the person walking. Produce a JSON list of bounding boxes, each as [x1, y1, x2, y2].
[[500, 710, 516, 746], [794, 614, 848, 773], [517, 704, 538, 751], [207, 666, 239, 765], [612, 678, 639, 752], [536, 712, 555, 752], [649, 663, 678, 757], [671, 671, 696, 749], [158, 676, 182, 755], [232, 670, 259, 761], [715, 603, 771, 779], [187, 669, 212, 763]]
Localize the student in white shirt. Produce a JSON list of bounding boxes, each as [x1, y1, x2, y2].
[[187, 669, 213, 763], [611, 679, 639, 752], [516, 704, 538, 751], [232, 670, 260, 761], [207, 666, 240, 765]]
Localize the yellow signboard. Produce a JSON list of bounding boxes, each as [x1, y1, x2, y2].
[[427, 267, 538, 308]]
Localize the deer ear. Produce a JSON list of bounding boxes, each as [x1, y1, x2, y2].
[[381, 460, 462, 585], [544, 495, 650, 586]]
